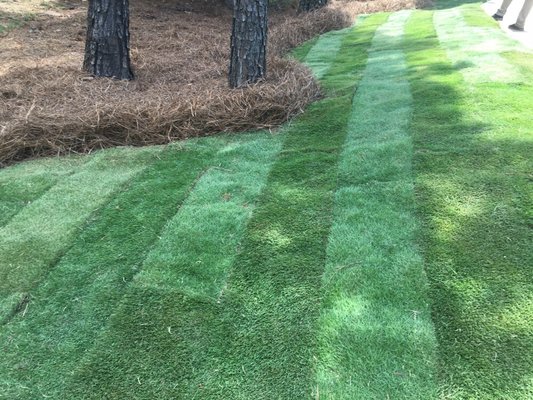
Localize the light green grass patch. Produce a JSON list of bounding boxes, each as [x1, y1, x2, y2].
[[460, 3, 498, 27], [133, 134, 283, 299], [304, 27, 350, 79], [433, 7, 523, 83], [0, 156, 86, 227], [318, 183, 438, 399], [316, 10, 438, 399]]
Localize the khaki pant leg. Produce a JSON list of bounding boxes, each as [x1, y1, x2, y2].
[[496, 0, 514, 16], [516, 0, 533, 28]]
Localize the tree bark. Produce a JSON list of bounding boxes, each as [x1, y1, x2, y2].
[[298, 0, 327, 13], [228, 0, 268, 88], [83, 0, 134, 80]]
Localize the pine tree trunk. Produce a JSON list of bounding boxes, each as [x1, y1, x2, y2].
[[83, 0, 134, 80], [228, 0, 268, 88], [298, 0, 327, 13]]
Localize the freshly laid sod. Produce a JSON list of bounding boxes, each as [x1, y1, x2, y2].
[[0, 134, 282, 398], [57, 15, 386, 399], [0, 2, 531, 399]]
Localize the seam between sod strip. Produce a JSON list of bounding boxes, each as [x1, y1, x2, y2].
[[304, 27, 348, 80], [0, 180, 61, 229], [1, 155, 163, 324], [315, 10, 438, 400]]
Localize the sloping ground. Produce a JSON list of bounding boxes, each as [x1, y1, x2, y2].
[[0, 2, 531, 399]]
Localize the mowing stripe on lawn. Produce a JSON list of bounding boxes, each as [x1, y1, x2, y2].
[[60, 15, 386, 399], [0, 139, 221, 398], [316, 10, 438, 399], [406, 10, 533, 399], [0, 156, 86, 227], [433, 7, 522, 83], [0, 147, 160, 323]]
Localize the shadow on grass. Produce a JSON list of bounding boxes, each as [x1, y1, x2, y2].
[[406, 10, 533, 398]]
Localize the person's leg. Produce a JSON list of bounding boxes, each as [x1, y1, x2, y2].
[[495, 0, 514, 16], [515, 0, 533, 28]]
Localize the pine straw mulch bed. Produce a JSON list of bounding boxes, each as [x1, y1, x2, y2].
[[0, 0, 421, 167]]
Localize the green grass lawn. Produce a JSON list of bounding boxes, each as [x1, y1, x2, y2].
[[0, 2, 531, 399]]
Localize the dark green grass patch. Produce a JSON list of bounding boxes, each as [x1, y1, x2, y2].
[[405, 11, 533, 399]]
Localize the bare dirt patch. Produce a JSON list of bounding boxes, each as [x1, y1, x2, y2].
[[0, 0, 422, 166]]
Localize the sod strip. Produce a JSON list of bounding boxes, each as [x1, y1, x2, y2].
[[433, 7, 522, 83], [0, 147, 160, 323], [320, 13, 388, 96], [406, 11, 533, 399], [134, 134, 283, 299], [304, 27, 349, 79], [0, 141, 220, 398], [316, 11, 438, 400], [460, 3, 500, 28], [0, 156, 86, 227], [60, 16, 386, 400]]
